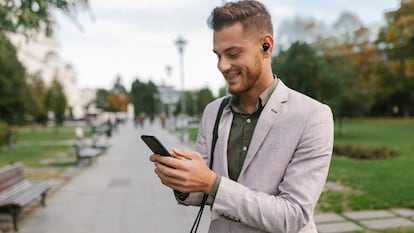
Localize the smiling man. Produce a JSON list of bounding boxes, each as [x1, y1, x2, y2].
[[149, 1, 334, 232]]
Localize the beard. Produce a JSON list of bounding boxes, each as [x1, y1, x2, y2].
[[225, 53, 263, 95]]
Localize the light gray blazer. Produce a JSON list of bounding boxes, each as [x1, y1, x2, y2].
[[178, 80, 334, 233]]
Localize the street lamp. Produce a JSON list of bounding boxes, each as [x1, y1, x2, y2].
[[175, 36, 188, 143]]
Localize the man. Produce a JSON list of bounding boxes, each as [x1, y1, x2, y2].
[[149, 1, 333, 232]]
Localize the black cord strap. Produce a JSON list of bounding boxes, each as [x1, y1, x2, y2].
[[190, 97, 230, 233]]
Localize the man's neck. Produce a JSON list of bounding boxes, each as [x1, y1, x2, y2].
[[239, 72, 274, 114]]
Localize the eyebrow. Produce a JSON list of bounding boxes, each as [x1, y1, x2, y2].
[[213, 46, 242, 55]]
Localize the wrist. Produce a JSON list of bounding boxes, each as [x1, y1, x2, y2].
[[204, 170, 217, 194]]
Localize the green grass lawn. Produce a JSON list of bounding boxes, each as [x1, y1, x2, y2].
[[318, 118, 414, 212], [0, 124, 92, 167], [14, 125, 92, 141], [187, 118, 414, 212], [3, 119, 414, 213]]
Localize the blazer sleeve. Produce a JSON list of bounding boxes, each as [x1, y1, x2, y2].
[[211, 104, 334, 232]]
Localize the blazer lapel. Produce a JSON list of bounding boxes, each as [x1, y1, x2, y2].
[[238, 80, 289, 181]]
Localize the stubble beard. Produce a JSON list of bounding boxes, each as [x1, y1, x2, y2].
[[225, 54, 263, 95]]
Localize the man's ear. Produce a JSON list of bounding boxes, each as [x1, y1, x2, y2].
[[261, 34, 274, 57]]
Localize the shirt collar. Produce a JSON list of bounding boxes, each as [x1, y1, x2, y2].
[[230, 75, 279, 114]]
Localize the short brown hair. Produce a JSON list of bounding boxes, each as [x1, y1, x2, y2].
[[207, 0, 273, 37]]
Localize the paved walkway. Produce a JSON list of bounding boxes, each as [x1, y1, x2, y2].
[[15, 120, 414, 233]]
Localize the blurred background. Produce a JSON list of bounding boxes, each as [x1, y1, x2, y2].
[[1, 0, 414, 232]]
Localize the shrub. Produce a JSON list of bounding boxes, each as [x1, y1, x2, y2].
[[333, 143, 399, 159]]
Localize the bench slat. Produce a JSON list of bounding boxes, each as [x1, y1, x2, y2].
[[4, 182, 51, 207], [0, 162, 52, 231]]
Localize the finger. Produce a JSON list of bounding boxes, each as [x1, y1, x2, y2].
[[149, 154, 159, 162], [154, 163, 186, 188], [170, 150, 187, 160], [171, 149, 197, 160], [155, 161, 185, 180], [156, 155, 191, 170]]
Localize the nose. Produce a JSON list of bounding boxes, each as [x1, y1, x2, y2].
[[217, 57, 231, 73]]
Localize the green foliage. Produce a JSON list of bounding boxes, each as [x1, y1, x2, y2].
[[45, 77, 67, 125], [375, 0, 414, 115], [325, 55, 375, 119], [0, 0, 89, 33], [27, 72, 48, 124], [0, 0, 88, 125], [129, 78, 158, 117], [272, 42, 341, 107], [183, 88, 215, 117], [95, 76, 129, 112], [197, 88, 215, 113], [0, 32, 36, 124], [95, 89, 112, 111]]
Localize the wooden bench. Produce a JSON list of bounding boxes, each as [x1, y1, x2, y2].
[[74, 139, 103, 164], [0, 162, 52, 231]]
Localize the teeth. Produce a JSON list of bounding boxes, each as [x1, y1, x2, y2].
[[226, 73, 238, 79]]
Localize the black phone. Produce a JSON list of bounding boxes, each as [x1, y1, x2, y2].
[[140, 135, 171, 156]]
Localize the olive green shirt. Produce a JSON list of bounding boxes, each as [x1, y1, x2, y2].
[[206, 77, 278, 206]]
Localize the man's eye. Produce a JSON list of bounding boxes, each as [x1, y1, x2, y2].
[[228, 53, 238, 58]]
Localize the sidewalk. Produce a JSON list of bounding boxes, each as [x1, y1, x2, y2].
[[18, 120, 209, 233], [16, 120, 414, 233]]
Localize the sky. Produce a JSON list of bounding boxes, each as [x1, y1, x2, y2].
[[55, 0, 399, 95]]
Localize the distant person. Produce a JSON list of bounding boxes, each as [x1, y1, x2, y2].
[[105, 119, 112, 138], [6, 126, 15, 152], [149, 1, 333, 232], [138, 112, 146, 129], [160, 113, 167, 129], [75, 125, 84, 140]]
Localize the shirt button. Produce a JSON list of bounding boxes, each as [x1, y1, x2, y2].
[[242, 146, 247, 151], [246, 118, 251, 123]]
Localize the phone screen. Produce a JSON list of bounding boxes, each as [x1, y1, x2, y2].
[[140, 135, 171, 156]]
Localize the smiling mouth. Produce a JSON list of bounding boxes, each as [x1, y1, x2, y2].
[[224, 71, 241, 83]]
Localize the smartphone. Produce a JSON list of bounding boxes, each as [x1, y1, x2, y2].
[[140, 135, 171, 156]]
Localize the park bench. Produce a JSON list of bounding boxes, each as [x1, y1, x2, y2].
[[92, 134, 110, 150], [0, 162, 52, 231], [74, 138, 103, 164]]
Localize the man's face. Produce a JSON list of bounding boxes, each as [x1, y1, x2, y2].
[[213, 22, 263, 95]]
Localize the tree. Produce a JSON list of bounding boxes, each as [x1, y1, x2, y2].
[[27, 72, 48, 125], [376, 0, 414, 116], [109, 75, 129, 112], [272, 41, 374, 134], [0, 0, 89, 33], [95, 89, 112, 112], [0, 32, 35, 124], [196, 87, 215, 115], [129, 78, 158, 117], [45, 77, 67, 126], [173, 87, 215, 118], [323, 54, 374, 134], [272, 41, 338, 102], [112, 75, 127, 94]]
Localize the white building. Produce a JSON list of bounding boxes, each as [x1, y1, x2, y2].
[[7, 20, 84, 119]]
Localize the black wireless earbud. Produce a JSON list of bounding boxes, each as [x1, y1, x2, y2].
[[262, 43, 269, 52]]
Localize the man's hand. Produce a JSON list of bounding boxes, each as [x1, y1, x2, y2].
[[149, 149, 216, 194]]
